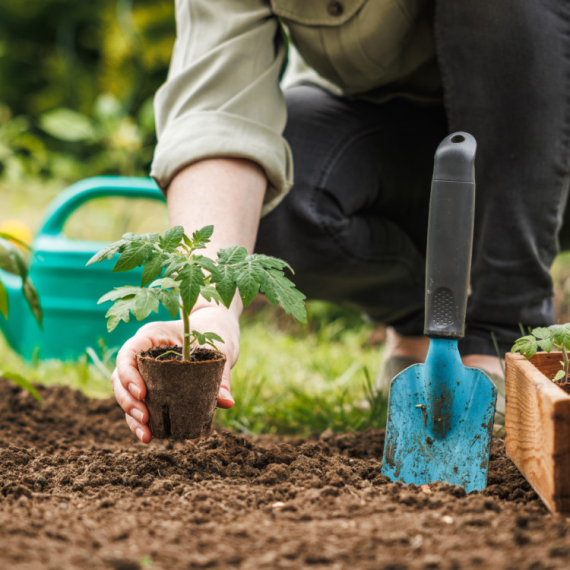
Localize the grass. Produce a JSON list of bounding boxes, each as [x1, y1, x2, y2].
[[218, 303, 386, 436], [6, 175, 570, 439], [0, 177, 387, 436], [0, 299, 386, 436]]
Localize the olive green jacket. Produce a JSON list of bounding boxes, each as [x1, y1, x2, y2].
[[151, 0, 440, 215]]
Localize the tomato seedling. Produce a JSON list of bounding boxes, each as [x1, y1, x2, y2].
[[88, 225, 307, 360]]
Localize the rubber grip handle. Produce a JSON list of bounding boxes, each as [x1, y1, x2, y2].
[[39, 176, 164, 236], [424, 132, 477, 339]]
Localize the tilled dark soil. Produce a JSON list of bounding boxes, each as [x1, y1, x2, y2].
[[1, 379, 569, 570]]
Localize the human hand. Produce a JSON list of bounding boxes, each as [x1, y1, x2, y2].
[[111, 305, 240, 443]]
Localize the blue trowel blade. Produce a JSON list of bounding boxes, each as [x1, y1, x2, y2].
[[380, 338, 497, 493]]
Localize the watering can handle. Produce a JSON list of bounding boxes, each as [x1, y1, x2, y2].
[[424, 132, 477, 340], [38, 176, 165, 236]]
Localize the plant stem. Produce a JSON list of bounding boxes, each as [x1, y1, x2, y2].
[[182, 306, 191, 361], [563, 344, 569, 382]]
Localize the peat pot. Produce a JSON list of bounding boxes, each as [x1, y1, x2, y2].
[[136, 347, 226, 440], [505, 352, 570, 516]]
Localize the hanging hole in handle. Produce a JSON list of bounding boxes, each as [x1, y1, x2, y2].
[[451, 135, 465, 143]]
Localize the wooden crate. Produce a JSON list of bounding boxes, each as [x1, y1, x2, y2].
[[505, 352, 570, 515]]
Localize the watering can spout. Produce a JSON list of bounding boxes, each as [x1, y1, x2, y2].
[[0, 269, 25, 354]]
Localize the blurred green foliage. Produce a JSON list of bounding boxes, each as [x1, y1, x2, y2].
[[0, 0, 175, 180]]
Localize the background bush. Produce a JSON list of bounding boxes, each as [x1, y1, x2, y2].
[[0, 0, 175, 181]]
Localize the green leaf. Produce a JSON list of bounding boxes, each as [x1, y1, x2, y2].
[[162, 255, 188, 278], [537, 338, 553, 353], [160, 226, 185, 252], [192, 330, 206, 345], [203, 332, 224, 343], [158, 290, 180, 319], [86, 239, 128, 265], [39, 108, 97, 142], [200, 285, 222, 305], [1, 371, 42, 402], [555, 369, 566, 382], [105, 297, 134, 332], [178, 264, 205, 312], [0, 232, 32, 251], [149, 278, 180, 291], [211, 264, 237, 308], [98, 286, 142, 304], [234, 258, 264, 307], [93, 93, 123, 122], [132, 289, 160, 321], [191, 330, 224, 347], [532, 327, 553, 341], [549, 324, 570, 351], [141, 253, 167, 286], [260, 269, 307, 324], [511, 335, 539, 359], [249, 253, 293, 273], [22, 278, 42, 327], [217, 246, 248, 266], [0, 279, 8, 319], [113, 241, 153, 272], [194, 255, 219, 276], [0, 237, 28, 279], [191, 225, 214, 249]]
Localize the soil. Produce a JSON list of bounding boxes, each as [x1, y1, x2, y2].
[[1, 379, 570, 570], [142, 346, 225, 363], [558, 382, 570, 395]]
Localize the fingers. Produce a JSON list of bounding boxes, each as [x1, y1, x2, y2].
[[112, 368, 150, 436], [116, 335, 150, 402], [125, 412, 152, 443], [217, 361, 235, 409], [114, 321, 186, 445], [115, 321, 186, 400]]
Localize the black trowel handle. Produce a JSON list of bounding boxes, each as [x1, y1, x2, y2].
[[424, 132, 477, 340]]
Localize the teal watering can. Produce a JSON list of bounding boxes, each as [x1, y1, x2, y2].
[[0, 176, 170, 361]]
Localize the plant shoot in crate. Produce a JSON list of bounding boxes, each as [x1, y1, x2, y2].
[[512, 324, 570, 382]]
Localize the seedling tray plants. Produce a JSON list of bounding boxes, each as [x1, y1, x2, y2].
[[507, 325, 570, 515]]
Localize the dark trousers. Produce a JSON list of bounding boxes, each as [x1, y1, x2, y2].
[[256, 0, 570, 357]]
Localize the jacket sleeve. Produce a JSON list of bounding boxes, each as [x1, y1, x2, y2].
[[150, 0, 292, 216]]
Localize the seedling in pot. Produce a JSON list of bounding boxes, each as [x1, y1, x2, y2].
[[511, 323, 570, 384], [87, 225, 307, 439]]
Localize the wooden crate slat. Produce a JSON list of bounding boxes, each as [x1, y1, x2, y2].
[[505, 352, 570, 516]]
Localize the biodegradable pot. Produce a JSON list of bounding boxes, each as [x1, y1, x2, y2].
[[136, 346, 226, 440], [505, 352, 570, 516]]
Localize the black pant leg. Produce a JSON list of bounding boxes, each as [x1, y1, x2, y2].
[[435, 0, 570, 355], [256, 85, 447, 330]]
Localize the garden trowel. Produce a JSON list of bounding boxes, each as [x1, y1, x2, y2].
[[380, 132, 497, 493]]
